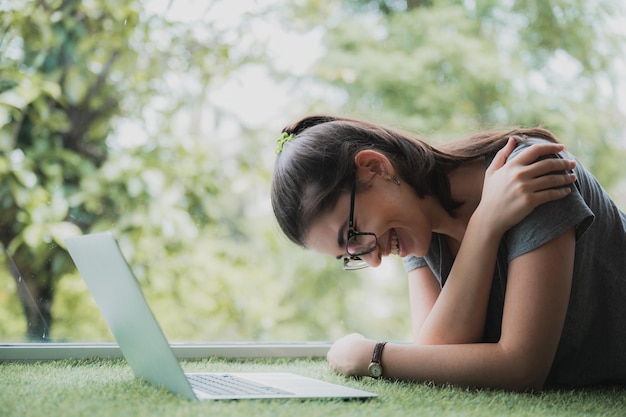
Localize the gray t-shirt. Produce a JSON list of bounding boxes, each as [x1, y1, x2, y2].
[[403, 138, 626, 387]]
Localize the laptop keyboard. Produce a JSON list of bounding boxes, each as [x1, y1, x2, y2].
[[187, 374, 295, 397]]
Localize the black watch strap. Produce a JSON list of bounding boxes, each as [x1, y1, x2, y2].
[[371, 341, 387, 364], [368, 341, 387, 378]]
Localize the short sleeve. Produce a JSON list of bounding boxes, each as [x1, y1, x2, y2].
[[502, 141, 594, 261], [504, 186, 593, 261], [403, 254, 427, 272]]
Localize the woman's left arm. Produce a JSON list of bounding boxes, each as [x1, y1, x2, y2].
[[327, 227, 575, 390]]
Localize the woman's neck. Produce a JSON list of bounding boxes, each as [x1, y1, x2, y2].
[[435, 157, 486, 245]]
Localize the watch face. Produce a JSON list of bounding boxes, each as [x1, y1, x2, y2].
[[368, 363, 383, 378]]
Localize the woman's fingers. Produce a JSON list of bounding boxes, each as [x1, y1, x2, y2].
[[525, 184, 573, 207], [490, 139, 574, 175], [488, 137, 517, 172], [526, 171, 577, 192], [511, 142, 566, 165], [501, 141, 577, 190], [523, 156, 577, 178]]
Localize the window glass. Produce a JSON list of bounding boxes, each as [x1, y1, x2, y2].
[[1, 0, 624, 344], [0, 246, 411, 342]]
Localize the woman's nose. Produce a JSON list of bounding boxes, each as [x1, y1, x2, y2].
[[361, 249, 382, 268]]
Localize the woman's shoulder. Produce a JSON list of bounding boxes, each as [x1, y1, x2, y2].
[[507, 137, 562, 161]]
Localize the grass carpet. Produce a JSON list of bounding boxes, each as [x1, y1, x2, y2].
[[1, 357, 625, 417]]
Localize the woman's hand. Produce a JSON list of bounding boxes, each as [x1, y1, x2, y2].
[[477, 137, 576, 235], [326, 333, 377, 377]]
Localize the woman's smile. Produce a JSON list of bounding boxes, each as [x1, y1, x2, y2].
[[389, 228, 400, 256]]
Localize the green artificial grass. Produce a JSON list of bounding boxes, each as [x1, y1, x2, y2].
[[1, 357, 625, 417]]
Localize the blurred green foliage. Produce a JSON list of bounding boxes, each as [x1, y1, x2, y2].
[[304, 0, 626, 194], [0, 0, 624, 343], [0, 0, 410, 343]]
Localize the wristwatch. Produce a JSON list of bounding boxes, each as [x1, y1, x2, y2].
[[368, 341, 387, 378]]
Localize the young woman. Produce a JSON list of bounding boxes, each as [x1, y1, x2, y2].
[[271, 115, 626, 391]]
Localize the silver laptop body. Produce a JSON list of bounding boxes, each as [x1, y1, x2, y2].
[[65, 232, 377, 401]]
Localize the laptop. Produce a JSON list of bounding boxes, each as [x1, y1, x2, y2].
[[65, 231, 377, 401]]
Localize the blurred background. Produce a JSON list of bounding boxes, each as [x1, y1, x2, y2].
[[0, 0, 624, 343]]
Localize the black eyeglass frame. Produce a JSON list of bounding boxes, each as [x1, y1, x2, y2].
[[343, 181, 377, 270]]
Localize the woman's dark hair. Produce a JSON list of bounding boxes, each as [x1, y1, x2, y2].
[[271, 115, 559, 247]]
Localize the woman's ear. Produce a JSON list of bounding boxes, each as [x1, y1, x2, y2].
[[354, 150, 395, 179]]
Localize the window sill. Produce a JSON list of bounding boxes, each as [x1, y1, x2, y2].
[[0, 342, 331, 361]]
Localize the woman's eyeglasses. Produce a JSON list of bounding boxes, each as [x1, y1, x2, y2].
[[343, 181, 377, 270]]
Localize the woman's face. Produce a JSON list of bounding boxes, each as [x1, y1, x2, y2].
[[304, 173, 434, 268]]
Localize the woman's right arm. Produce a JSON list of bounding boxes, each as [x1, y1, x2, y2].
[[408, 139, 576, 345], [407, 267, 440, 342]]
